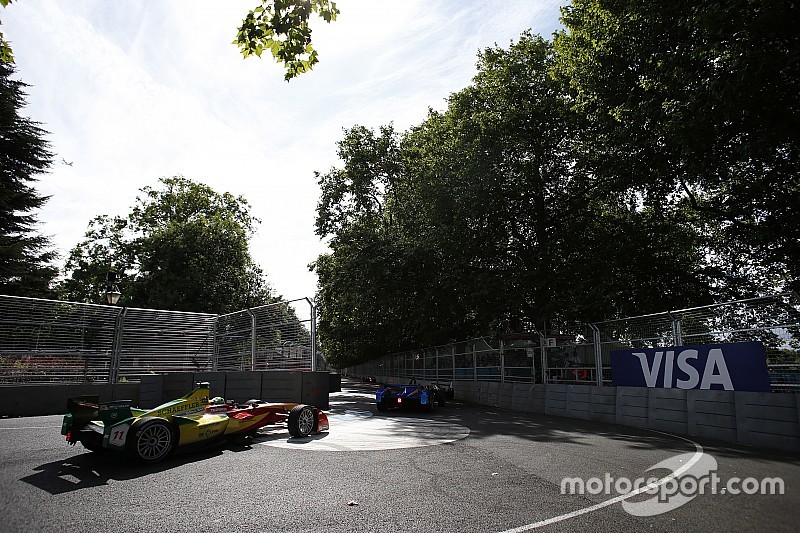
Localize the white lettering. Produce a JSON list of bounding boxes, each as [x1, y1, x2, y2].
[[676, 349, 700, 389], [701, 348, 734, 390], [634, 352, 663, 387], [663, 351, 675, 387]]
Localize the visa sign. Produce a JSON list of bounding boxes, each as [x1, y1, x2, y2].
[[611, 342, 770, 392]]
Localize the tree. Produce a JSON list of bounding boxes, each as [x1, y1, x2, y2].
[[313, 125, 418, 366], [553, 0, 800, 295], [313, 31, 719, 367], [236, 0, 339, 81], [0, 0, 13, 64], [1, 1, 339, 80], [61, 176, 275, 314], [0, 61, 58, 297]]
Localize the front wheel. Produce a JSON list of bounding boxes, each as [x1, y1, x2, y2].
[[288, 405, 317, 438], [128, 418, 174, 463]]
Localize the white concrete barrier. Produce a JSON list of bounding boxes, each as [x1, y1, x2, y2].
[[449, 381, 800, 453]]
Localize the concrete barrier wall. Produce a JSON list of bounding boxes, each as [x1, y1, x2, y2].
[[0, 382, 141, 416], [262, 371, 303, 403], [443, 378, 800, 453], [161, 373, 195, 403], [302, 372, 331, 409], [1, 371, 331, 416], [139, 375, 164, 408], [511, 383, 545, 414], [650, 388, 688, 435], [688, 390, 734, 442], [735, 392, 800, 451], [225, 371, 263, 402], [616, 387, 649, 429], [545, 384, 567, 417], [356, 374, 800, 453], [566, 385, 592, 421], [589, 387, 616, 425]]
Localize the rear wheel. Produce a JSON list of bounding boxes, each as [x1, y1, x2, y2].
[[437, 393, 447, 407], [424, 396, 434, 412], [128, 418, 174, 463], [288, 405, 317, 438]]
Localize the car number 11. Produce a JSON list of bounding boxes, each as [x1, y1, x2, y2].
[[109, 424, 130, 446]]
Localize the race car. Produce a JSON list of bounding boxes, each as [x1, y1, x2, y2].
[[375, 378, 453, 412], [61, 382, 329, 463]]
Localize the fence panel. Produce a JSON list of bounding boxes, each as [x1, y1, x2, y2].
[[346, 293, 800, 393], [117, 307, 216, 381], [501, 334, 540, 383], [0, 296, 118, 383], [594, 313, 678, 386], [215, 299, 315, 372], [0, 295, 318, 384], [674, 294, 800, 392], [539, 324, 597, 385]]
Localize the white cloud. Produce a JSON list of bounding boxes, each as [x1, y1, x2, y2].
[[3, 0, 564, 302]]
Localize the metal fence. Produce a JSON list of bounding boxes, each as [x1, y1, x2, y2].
[[215, 298, 317, 372], [0, 295, 319, 384], [345, 293, 800, 393]]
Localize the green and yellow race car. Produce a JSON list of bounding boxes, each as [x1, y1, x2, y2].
[[61, 382, 329, 463]]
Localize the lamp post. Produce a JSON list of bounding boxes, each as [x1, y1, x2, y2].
[[106, 270, 125, 382], [106, 271, 121, 305]]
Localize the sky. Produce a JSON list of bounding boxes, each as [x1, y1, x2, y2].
[[3, 0, 565, 304]]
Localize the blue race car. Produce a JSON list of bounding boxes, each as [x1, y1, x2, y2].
[[375, 379, 452, 412]]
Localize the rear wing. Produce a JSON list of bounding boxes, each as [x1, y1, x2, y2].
[[62, 396, 100, 435]]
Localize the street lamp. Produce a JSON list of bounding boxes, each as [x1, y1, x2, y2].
[[106, 271, 121, 305]]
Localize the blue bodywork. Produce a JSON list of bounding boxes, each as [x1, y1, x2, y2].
[[376, 380, 449, 411], [377, 385, 431, 406]]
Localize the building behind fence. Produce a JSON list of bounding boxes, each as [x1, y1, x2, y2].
[[344, 293, 800, 393], [0, 295, 321, 384]]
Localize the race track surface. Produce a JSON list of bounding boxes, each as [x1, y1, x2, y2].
[[1, 380, 798, 532]]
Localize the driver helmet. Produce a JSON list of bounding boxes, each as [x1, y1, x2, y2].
[[210, 396, 225, 405]]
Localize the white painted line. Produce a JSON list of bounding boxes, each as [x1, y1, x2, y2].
[[499, 432, 704, 532]]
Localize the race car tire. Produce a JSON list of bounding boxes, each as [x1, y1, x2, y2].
[[128, 417, 174, 463], [376, 400, 387, 412], [437, 391, 447, 407], [424, 397, 434, 412], [288, 405, 317, 438]]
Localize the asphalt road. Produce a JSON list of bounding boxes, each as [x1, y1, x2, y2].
[[1, 380, 798, 532]]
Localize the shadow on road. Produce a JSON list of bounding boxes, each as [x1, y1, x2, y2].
[[342, 379, 800, 464], [20, 441, 250, 495]]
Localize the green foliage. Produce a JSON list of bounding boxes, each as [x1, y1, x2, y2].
[[0, 34, 12, 64], [0, 61, 58, 297], [553, 0, 800, 295], [60, 176, 275, 313], [235, 0, 339, 81], [1, 1, 15, 64], [314, 31, 719, 367], [2, 1, 337, 78]]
